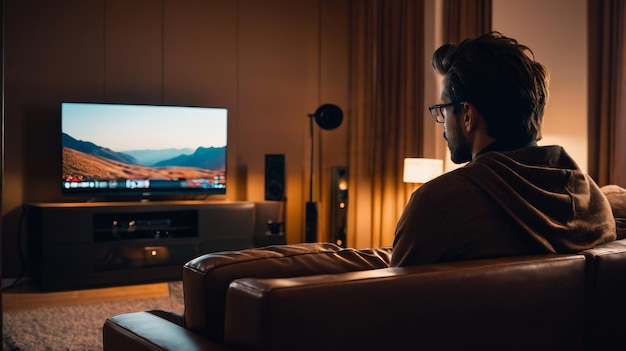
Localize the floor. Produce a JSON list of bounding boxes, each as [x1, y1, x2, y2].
[[2, 280, 170, 311]]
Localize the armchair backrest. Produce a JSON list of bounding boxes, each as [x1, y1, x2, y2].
[[225, 254, 586, 350], [182, 242, 392, 344]]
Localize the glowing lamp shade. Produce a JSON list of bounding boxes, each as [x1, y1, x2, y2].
[[403, 158, 444, 184]]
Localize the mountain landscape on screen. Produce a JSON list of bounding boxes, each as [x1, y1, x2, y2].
[[62, 133, 225, 181]]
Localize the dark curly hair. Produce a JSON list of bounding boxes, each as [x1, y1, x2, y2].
[[432, 31, 549, 144]]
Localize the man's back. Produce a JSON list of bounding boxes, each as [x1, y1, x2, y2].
[[391, 145, 616, 266]]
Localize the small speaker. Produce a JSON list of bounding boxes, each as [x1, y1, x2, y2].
[[305, 201, 318, 243], [331, 167, 348, 247], [265, 154, 286, 201]]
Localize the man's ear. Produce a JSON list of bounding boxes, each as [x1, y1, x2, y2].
[[463, 102, 481, 133]]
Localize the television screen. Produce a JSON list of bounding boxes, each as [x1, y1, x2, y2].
[[61, 102, 227, 198]]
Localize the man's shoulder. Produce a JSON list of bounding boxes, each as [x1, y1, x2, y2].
[[429, 162, 483, 182], [418, 167, 481, 194], [425, 167, 468, 183]]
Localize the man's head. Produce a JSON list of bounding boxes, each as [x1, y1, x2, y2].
[[431, 32, 549, 163]]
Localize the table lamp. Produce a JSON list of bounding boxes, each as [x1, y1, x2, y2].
[[403, 158, 444, 186]]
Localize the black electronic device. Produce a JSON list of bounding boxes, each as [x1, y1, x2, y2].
[[61, 102, 228, 199], [93, 210, 198, 242], [265, 154, 286, 201], [304, 104, 343, 243]]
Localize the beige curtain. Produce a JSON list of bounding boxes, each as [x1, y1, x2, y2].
[[588, 0, 626, 187], [347, 0, 424, 248]]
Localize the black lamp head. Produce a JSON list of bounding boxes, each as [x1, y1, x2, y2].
[[308, 104, 343, 130]]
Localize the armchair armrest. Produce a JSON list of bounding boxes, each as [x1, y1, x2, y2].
[[103, 311, 225, 351]]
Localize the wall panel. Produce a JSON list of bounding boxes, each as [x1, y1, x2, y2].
[[3, 0, 106, 276], [237, 0, 320, 243], [163, 0, 238, 106], [104, 0, 162, 103]]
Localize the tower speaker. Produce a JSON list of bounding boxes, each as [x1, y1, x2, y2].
[[265, 154, 286, 201], [330, 166, 348, 247]]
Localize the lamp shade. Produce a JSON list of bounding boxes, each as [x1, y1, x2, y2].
[[403, 158, 444, 184]]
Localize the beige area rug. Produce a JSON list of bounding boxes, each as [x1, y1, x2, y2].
[[3, 282, 184, 351]]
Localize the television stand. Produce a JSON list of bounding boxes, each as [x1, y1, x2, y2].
[[27, 200, 257, 292]]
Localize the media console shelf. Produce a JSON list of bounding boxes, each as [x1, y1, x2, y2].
[[27, 201, 256, 292]]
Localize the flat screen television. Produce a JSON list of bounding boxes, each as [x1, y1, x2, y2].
[[61, 102, 228, 199]]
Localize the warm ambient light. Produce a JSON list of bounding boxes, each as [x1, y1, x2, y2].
[[338, 179, 348, 191], [403, 158, 444, 184]]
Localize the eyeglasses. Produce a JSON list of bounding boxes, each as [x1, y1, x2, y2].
[[428, 102, 464, 123]]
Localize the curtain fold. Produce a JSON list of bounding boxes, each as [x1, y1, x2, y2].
[[347, 0, 424, 248], [443, 0, 492, 44], [588, 0, 626, 187]]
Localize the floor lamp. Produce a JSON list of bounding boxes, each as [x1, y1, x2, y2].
[[305, 104, 343, 242]]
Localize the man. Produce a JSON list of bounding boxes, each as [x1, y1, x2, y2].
[[391, 32, 616, 266]]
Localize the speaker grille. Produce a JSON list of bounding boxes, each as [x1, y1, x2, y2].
[[265, 154, 286, 201]]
